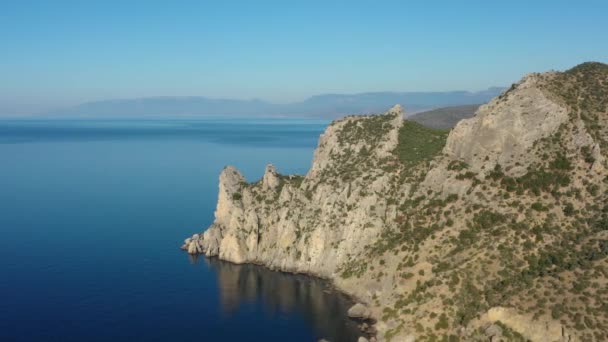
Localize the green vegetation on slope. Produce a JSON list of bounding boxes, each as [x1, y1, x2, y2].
[[337, 113, 396, 146], [236, 62, 608, 341], [544, 61, 608, 150], [395, 120, 449, 167], [366, 64, 608, 341]]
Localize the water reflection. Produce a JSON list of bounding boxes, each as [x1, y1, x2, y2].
[[191, 255, 364, 342]]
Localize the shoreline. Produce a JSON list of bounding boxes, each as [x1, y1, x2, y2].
[[183, 248, 378, 341]]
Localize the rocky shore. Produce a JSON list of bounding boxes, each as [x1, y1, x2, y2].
[[182, 63, 608, 341]]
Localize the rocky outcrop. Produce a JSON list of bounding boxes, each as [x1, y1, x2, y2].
[[348, 303, 373, 320], [480, 307, 570, 342], [182, 63, 608, 341], [183, 104, 405, 280], [443, 73, 570, 176]]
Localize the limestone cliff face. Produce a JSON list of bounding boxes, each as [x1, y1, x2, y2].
[[184, 104, 405, 278], [183, 63, 608, 342], [443, 73, 570, 176]]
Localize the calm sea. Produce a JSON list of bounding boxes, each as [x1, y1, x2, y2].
[[0, 118, 363, 342]]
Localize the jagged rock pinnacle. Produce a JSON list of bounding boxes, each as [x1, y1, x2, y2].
[[387, 104, 404, 116]]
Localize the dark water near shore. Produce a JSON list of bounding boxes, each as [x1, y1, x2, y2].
[[0, 119, 363, 341]]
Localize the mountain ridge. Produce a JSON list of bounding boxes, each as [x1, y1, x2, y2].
[[182, 62, 608, 341], [409, 104, 481, 129], [43, 88, 505, 119]]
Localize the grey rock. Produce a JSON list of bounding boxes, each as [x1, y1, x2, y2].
[[348, 303, 372, 320], [485, 323, 503, 337]]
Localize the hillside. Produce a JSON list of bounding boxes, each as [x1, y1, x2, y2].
[[409, 104, 480, 129], [44, 89, 503, 119], [182, 62, 608, 341]]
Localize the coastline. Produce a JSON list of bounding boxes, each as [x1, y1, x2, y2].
[[186, 252, 377, 341]]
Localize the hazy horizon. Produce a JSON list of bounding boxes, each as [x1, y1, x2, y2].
[[2, 1, 607, 115]]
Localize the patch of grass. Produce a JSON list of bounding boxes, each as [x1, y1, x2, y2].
[[447, 160, 468, 171], [339, 260, 368, 279], [435, 313, 449, 330], [337, 113, 395, 146], [395, 120, 449, 167], [491, 160, 571, 196], [473, 210, 506, 230]]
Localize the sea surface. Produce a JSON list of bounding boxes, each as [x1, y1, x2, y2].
[[0, 118, 363, 342]]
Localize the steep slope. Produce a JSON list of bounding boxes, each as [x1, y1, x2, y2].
[[183, 62, 608, 341], [409, 104, 481, 129]]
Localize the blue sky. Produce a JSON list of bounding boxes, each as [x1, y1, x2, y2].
[[1, 0, 607, 115]]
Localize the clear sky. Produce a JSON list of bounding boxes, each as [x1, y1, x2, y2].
[[1, 0, 607, 115]]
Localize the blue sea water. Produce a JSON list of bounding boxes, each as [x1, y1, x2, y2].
[[0, 119, 363, 342]]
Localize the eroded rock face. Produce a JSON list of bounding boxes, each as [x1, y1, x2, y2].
[[182, 64, 608, 342], [482, 307, 570, 342], [184, 106, 405, 278], [444, 73, 570, 177], [214, 166, 245, 227], [261, 164, 280, 190], [348, 303, 373, 320]]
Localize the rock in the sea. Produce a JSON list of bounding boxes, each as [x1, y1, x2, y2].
[[187, 241, 197, 254], [348, 303, 372, 320]]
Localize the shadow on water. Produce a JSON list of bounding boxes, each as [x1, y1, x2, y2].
[[189, 255, 364, 342]]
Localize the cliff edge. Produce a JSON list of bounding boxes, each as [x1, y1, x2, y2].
[[183, 62, 608, 341]]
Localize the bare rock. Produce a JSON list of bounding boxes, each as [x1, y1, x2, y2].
[[485, 323, 503, 338], [262, 164, 280, 190], [348, 303, 372, 320], [483, 307, 566, 342], [214, 166, 245, 227], [187, 242, 197, 254], [444, 73, 569, 177]]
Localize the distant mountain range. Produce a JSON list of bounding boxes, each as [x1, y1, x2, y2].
[[409, 104, 481, 129], [44, 88, 505, 119]]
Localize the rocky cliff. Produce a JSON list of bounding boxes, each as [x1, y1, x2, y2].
[[183, 62, 608, 341]]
